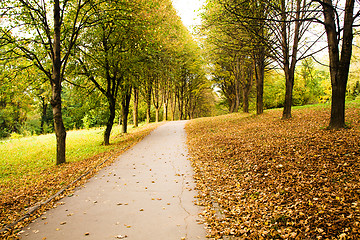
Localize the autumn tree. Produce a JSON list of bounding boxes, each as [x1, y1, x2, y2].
[[75, 0, 141, 144], [201, 0, 268, 114], [201, 0, 256, 114], [313, 0, 360, 128], [1, 0, 96, 164]]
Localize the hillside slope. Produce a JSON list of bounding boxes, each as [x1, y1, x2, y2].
[[186, 104, 360, 239]]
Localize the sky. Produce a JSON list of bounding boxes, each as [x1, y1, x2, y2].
[[171, 0, 205, 32]]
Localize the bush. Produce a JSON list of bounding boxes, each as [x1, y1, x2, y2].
[[10, 132, 23, 139]]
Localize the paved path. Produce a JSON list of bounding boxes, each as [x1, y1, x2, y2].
[[20, 121, 206, 240]]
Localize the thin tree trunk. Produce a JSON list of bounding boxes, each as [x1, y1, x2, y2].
[[104, 99, 116, 145], [121, 89, 132, 133], [170, 92, 176, 121], [146, 84, 151, 124], [229, 99, 236, 113], [40, 97, 47, 134], [133, 87, 138, 127], [242, 71, 252, 113], [255, 49, 265, 115], [234, 80, 240, 112], [282, 0, 301, 120], [52, 0, 66, 165], [243, 90, 249, 113], [163, 101, 168, 121]]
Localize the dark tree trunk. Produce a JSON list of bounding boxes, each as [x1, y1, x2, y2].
[[163, 101, 168, 121], [163, 83, 169, 121], [242, 69, 253, 113], [282, 67, 294, 119], [281, 0, 301, 120], [133, 87, 139, 127], [146, 83, 151, 124], [40, 97, 47, 134], [177, 89, 184, 120], [52, 0, 66, 165], [330, 83, 347, 128], [234, 79, 241, 112], [170, 92, 176, 121], [321, 0, 354, 129], [104, 98, 116, 145], [242, 90, 249, 113], [152, 76, 162, 123], [254, 49, 265, 115], [229, 99, 236, 113], [121, 88, 132, 133]]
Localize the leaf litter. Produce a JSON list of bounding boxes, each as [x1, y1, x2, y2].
[[186, 106, 360, 239]]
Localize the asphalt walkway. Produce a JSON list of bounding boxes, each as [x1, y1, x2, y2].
[[20, 121, 206, 240]]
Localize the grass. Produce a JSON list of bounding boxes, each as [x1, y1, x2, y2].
[[0, 124, 138, 182], [0, 122, 161, 237]]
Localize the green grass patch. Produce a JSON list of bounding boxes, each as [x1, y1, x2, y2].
[[0, 124, 145, 182]]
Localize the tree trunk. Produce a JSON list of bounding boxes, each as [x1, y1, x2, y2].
[[40, 97, 47, 134], [234, 80, 241, 112], [170, 92, 176, 121], [255, 49, 265, 115], [133, 87, 139, 127], [177, 87, 185, 120], [229, 99, 236, 113], [121, 89, 132, 134], [52, 0, 66, 165], [155, 108, 159, 122], [281, 0, 301, 120], [146, 84, 151, 124], [322, 0, 354, 129], [163, 101, 168, 121], [104, 99, 115, 145], [329, 82, 347, 128], [282, 65, 294, 119], [51, 87, 66, 165], [242, 75, 252, 113]]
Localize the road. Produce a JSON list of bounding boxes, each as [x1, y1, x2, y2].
[[19, 121, 206, 240]]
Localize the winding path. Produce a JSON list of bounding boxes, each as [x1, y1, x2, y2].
[[20, 121, 206, 240]]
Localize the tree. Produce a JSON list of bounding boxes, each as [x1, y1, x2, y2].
[[314, 0, 359, 128], [75, 0, 140, 144], [2, 0, 95, 164], [201, 0, 268, 115]]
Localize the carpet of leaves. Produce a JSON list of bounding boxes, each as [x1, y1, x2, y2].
[[186, 106, 360, 239], [0, 123, 159, 239]]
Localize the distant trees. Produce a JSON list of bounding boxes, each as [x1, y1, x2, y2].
[[200, 0, 360, 128], [0, 0, 212, 163]]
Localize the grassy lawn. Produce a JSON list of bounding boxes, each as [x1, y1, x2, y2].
[[186, 101, 360, 239], [0, 123, 160, 238]]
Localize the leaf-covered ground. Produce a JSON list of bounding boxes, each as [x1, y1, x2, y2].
[[0, 123, 160, 239], [186, 104, 360, 239]]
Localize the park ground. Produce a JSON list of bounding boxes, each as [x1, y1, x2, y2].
[[186, 101, 360, 239], [1, 100, 360, 239]]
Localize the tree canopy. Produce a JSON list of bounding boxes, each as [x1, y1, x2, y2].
[[0, 0, 212, 164]]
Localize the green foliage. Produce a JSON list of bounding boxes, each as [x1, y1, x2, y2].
[[293, 58, 330, 106], [0, 0, 213, 143], [263, 70, 285, 109], [263, 59, 332, 110]]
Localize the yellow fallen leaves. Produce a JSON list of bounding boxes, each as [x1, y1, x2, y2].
[[186, 107, 360, 239]]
